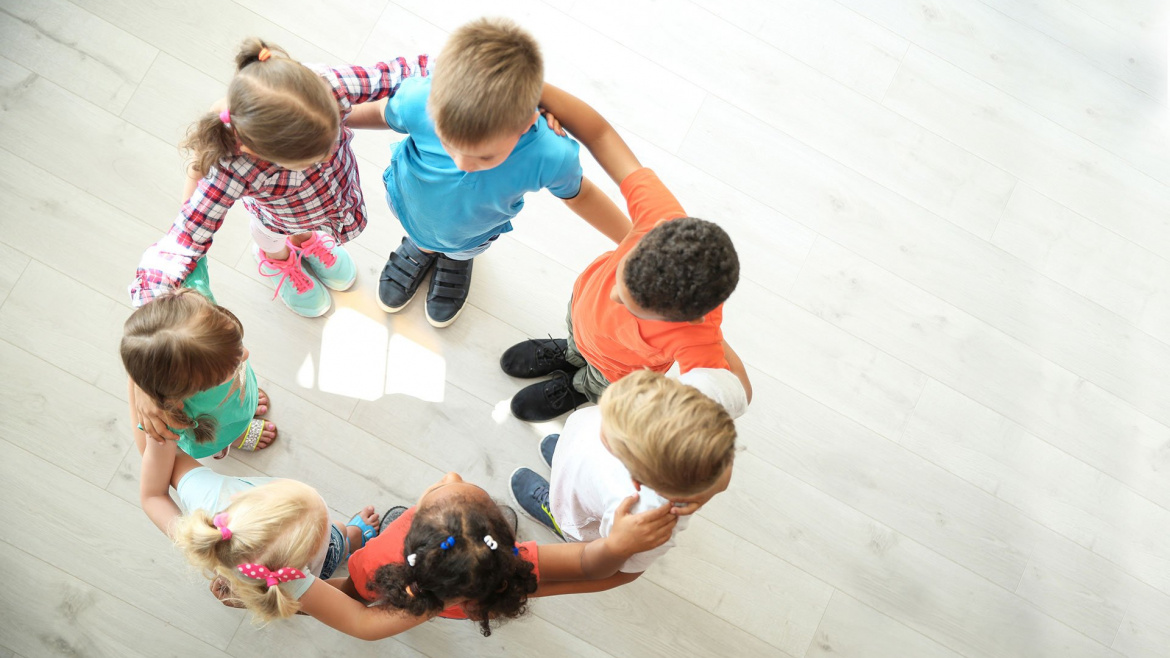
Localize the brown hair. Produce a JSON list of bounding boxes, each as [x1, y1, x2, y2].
[[429, 17, 543, 145], [599, 370, 737, 496], [172, 480, 330, 622], [625, 217, 739, 322], [120, 288, 245, 445], [184, 38, 340, 177]]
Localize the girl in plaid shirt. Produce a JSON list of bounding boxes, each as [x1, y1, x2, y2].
[[129, 38, 428, 317]]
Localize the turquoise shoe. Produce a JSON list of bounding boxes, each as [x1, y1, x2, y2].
[[254, 244, 331, 318], [297, 232, 357, 291]]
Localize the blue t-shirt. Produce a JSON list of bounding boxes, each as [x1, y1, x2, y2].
[[382, 76, 584, 254]]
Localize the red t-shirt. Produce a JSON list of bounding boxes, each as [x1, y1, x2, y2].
[[570, 168, 728, 383], [346, 506, 541, 620]]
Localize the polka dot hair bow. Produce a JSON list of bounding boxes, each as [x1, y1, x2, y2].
[[236, 563, 307, 589]]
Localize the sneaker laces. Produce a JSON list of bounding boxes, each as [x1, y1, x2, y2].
[[545, 372, 580, 410], [533, 485, 564, 535], [532, 336, 567, 365], [258, 250, 313, 298], [299, 233, 337, 267]]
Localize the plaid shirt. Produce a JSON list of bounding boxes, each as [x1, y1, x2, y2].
[[129, 56, 430, 306]]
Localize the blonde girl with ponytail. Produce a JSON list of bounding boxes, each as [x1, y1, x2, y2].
[[130, 38, 428, 319], [131, 397, 430, 638]]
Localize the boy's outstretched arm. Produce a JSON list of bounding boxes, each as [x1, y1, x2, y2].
[[562, 176, 632, 243], [540, 84, 641, 185], [722, 340, 753, 403]]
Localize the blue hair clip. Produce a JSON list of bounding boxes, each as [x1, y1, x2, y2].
[[440, 536, 455, 550], [512, 546, 519, 556]]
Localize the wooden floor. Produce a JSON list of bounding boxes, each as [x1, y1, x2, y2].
[[0, 0, 1167, 656]]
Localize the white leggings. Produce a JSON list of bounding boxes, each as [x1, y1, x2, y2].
[[250, 217, 302, 254]]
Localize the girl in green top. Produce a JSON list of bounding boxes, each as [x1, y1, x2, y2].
[[121, 259, 277, 457]]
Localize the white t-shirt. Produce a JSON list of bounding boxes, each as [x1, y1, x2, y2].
[[548, 368, 746, 573], [175, 467, 328, 599]]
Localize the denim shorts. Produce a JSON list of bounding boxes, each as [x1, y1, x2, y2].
[[320, 524, 346, 580]]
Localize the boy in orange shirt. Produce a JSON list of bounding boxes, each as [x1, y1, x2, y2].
[[501, 85, 752, 421]]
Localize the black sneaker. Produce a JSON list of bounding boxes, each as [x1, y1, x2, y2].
[[510, 371, 590, 422], [509, 467, 563, 539], [379, 505, 408, 534], [497, 504, 519, 533], [540, 434, 559, 469], [425, 255, 472, 328], [500, 338, 574, 378], [378, 238, 437, 313]]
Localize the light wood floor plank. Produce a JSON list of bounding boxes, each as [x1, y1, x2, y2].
[[804, 591, 965, 658]]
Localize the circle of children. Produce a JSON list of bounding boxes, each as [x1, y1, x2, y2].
[[121, 18, 754, 640]]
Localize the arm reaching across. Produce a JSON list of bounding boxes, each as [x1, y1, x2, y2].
[[540, 84, 642, 186]]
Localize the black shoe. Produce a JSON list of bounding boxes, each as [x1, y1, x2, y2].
[[510, 371, 590, 422], [378, 238, 437, 313], [509, 467, 563, 539], [540, 434, 559, 468], [426, 255, 472, 328], [379, 505, 408, 534], [500, 338, 574, 378], [497, 504, 519, 533]]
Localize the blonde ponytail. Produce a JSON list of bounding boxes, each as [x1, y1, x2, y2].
[[172, 480, 329, 623]]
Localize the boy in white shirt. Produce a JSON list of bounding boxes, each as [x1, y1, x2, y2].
[[510, 368, 744, 592]]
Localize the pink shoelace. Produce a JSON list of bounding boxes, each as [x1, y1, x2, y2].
[[257, 250, 313, 298], [300, 234, 337, 268]]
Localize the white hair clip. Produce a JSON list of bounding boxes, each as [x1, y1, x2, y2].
[[407, 553, 417, 567], [483, 535, 498, 550]]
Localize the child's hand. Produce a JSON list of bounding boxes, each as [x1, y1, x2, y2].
[[607, 494, 677, 556], [130, 383, 179, 442], [539, 108, 566, 137], [210, 576, 244, 608]]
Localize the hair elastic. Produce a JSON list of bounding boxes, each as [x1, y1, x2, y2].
[[512, 546, 520, 556], [212, 513, 232, 541], [439, 536, 455, 550], [258, 47, 271, 61], [237, 563, 306, 589], [483, 535, 498, 550], [218, 109, 231, 125], [406, 553, 417, 567], [404, 584, 415, 597]]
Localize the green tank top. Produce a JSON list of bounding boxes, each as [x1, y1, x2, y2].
[[172, 259, 258, 458]]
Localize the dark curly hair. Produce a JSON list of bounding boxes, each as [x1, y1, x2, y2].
[[368, 494, 538, 636], [623, 217, 739, 321]]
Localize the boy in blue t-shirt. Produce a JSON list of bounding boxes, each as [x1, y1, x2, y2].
[[351, 18, 631, 327]]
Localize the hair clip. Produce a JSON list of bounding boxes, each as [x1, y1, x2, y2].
[[404, 584, 415, 597], [237, 563, 306, 589], [512, 546, 520, 556], [258, 47, 271, 61], [483, 535, 498, 550], [218, 109, 231, 125], [406, 553, 417, 567], [439, 536, 455, 550], [212, 513, 232, 541]]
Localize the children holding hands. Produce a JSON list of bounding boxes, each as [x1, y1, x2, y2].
[[123, 15, 752, 648]]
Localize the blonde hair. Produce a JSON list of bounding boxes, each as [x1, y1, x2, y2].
[[120, 288, 245, 445], [184, 38, 339, 177], [429, 17, 543, 145], [172, 480, 329, 622], [599, 370, 736, 496]]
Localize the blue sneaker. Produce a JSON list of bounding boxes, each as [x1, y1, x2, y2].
[[540, 434, 559, 469], [297, 232, 356, 291], [254, 244, 331, 318], [509, 467, 563, 539]]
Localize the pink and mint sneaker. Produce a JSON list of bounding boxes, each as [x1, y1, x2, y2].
[[254, 243, 331, 318], [297, 232, 357, 292]]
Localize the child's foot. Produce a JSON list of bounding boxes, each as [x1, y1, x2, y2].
[[510, 371, 590, 422], [344, 506, 380, 557], [254, 244, 331, 318], [500, 338, 573, 378], [425, 255, 472, 328], [255, 389, 270, 416], [378, 237, 437, 313], [509, 467, 563, 539], [297, 232, 357, 291], [230, 418, 278, 453], [540, 434, 559, 469]]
